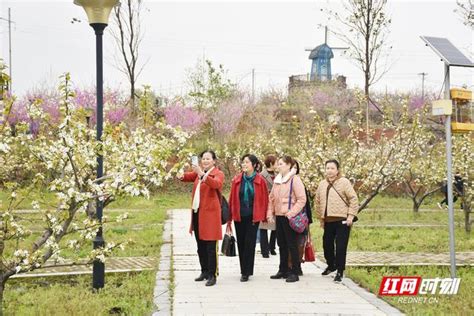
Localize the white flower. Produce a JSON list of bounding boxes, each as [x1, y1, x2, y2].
[[0, 142, 10, 153], [31, 201, 40, 210], [96, 254, 106, 263]]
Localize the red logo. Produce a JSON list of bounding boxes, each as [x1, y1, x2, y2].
[[379, 277, 422, 296]]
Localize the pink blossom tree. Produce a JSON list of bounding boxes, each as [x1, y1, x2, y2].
[[163, 101, 207, 133], [211, 93, 249, 138]]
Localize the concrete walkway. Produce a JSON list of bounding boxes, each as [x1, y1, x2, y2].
[[153, 209, 403, 315]]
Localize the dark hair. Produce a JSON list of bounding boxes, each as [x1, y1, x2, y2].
[[325, 159, 340, 170], [294, 160, 300, 175], [279, 155, 296, 168], [199, 150, 217, 160], [264, 154, 277, 168], [241, 154, 262, 173]]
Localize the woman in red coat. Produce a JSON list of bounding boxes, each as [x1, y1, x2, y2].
[[178, 150, 225, 287], [228, 154, 269, 282]]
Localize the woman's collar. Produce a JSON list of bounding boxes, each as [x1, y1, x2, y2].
[[274, 172, 292, 184], [326, 174, 342, 183], [204, 166, 215, 174]]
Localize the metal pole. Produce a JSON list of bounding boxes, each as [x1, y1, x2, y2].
[[8, 8, 12, 90], [91, 22, 107, 290], [444, 63, 456, 278]]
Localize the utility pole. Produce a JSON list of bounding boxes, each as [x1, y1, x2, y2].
[[418, 72, 428, 101], [0, 8, 13, 90], [8, 8, 11, 89]]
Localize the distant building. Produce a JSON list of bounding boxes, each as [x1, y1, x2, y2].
[[309, 43, 334, 81]]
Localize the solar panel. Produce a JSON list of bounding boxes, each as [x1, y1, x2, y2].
[[420, 36, 474, 67]]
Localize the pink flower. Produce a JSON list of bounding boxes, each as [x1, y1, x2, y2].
[[106, 107, 130, 125], [164, 102, 206, 132], [212, 96, 247, 136], [409, 95, 426, 111], [73, 88, 126, 125]]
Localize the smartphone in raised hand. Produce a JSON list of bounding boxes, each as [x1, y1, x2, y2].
[[191, 155, 199, 167]]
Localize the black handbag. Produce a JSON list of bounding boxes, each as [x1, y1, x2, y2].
[[221, 224, 236, 256], [217, 190, 230, 225]]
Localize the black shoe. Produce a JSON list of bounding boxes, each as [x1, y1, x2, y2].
[[270, 271, 288, 279], [286, 274, 299, 283], [270, 250, 277, 256], [194, 273, 208, 282], [205, 276, 216, 286], [297, 269, 303, 276], [240, 275, 249, 282], [262, 253, 270, 258], [334, 272, 343, 283], [321, 267, 336, 276]]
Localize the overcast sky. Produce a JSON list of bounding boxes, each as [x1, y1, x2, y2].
[[1, 0, 472, 97]]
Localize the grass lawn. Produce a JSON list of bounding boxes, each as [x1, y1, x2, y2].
[[346, 266, 474, 316], [4, 192, 189, 315], [311, 195, 473, 253], [3, 191, 472, 315], [310, 194, 473, 316]]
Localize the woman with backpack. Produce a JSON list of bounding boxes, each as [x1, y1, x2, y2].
[[228, 154, 269, 282], [315, 159, 359, 283], [177, 150, 225, 287], [267, 155, 307, 283]]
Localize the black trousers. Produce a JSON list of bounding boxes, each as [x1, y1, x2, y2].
[[276, 216, 300, 275], [193, 212, 218, 278], [260, 228, 277, 256], [234, 216, 259, 276], [323, 220, 351, 273], [440, 194, 458, 206]]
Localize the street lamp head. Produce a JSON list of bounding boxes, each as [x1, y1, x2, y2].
[[74, 0, 119, 25]]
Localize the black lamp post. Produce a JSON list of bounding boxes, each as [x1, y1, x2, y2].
[[74, 0, 119, 290]]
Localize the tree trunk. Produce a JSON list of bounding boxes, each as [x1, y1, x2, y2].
[[364, 1, 372, 141], [130, 79, 135, 111], [0, 277, 5, 316], [86, 200, 96, 219], [359, 191, 379, 212], [413, 199, 420, 213], [464, 206, 472, 233]]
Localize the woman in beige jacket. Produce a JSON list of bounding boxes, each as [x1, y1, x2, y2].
[[315, 159, 359, 283], [267, 155, 307, 283]]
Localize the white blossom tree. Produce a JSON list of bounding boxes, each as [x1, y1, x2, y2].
[[453, 133, 474, 232], [402, 107, 446, 212], [403, 141, 445, 213], [0, 74, 190, 310], [295, 100, 427, 212]]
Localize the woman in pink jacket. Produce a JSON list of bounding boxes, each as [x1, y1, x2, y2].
[[267, 155, 307, 283]]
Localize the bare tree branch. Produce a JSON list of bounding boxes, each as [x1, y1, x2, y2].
[[323, 0, 392, 98], [455, 0, 474, 28], [110, 0, 145, 109]]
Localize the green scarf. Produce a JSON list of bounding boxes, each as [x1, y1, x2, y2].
[[242, 171, 257, 206]]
